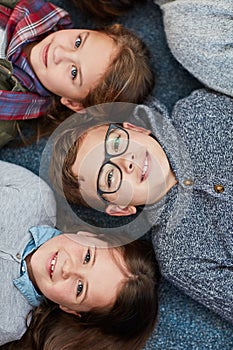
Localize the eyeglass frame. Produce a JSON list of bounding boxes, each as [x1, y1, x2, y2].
[[96, 123, 129, 203]]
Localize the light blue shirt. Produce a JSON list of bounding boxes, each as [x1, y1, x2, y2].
[[13, 225, 61, 307]]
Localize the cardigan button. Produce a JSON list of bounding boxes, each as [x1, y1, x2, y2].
[[183, 179, 194, 186], [16, 253, 21, 260], [214, 184, 224, 193]]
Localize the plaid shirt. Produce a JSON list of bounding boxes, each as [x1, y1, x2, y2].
[[0, 0, 73, 120]]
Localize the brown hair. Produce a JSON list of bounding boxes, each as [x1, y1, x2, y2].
[[72, 0, 147, 22], [2, 239, 159, 350], [38, 23, 154, 139], [49, 119, 102, 207]]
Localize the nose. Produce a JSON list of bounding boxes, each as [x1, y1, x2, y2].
[[54, 45, 76, 65], [62, 259, 76, 279], [112, 153, 135, 174]]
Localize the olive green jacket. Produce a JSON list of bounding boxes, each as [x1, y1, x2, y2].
[[0, 0, 25, 148]]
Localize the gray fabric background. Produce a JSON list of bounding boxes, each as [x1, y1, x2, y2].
[[0, 0, 232, 348]]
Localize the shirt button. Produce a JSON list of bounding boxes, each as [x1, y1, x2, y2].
[[183, 179, 194, 186], [214, 184, 224, 193], [16, 253, 21, 260], [22, 266, 26, 273]]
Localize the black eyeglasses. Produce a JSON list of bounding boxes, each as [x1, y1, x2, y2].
[[97, 124, 129, 203]]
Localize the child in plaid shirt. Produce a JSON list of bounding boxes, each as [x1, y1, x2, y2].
[[0, 0, 154, 147]]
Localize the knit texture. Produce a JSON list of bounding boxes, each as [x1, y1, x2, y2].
[[155, 0, 233, 97], [0, 0, 232, 349]]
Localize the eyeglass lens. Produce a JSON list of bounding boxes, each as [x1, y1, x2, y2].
[[98, 126, 128, 194]]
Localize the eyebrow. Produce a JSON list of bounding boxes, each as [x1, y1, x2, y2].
[[78, 32, 89, 87], [80, 246, 96, 305]]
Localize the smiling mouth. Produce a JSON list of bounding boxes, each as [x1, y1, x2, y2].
[[141, 152, 149, 182], [43, 44, 49, 67], [50, 252, 58, 279]]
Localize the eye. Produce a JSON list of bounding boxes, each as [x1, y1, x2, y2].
[[107, 129, 125, 155], [75, 36, 82, 48], [71, 65, 77, 80], [77, 281, 83, 296], [84, 249, 91, 264], [113, 135, 121, 152], [107, 169, 114, 189]]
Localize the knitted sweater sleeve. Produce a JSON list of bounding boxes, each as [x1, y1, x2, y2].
[[158, 0, 233, 97]]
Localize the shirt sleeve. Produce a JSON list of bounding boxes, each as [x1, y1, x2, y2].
[[152, 222, 233, 323], [0, 0, 20, 10], [162, 255, 233, 322], [0, 161, 56, 228], [159, 0, 233, 97]]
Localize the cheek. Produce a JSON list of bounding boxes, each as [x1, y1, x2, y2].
[[45, 65, 65, 84], [43, 284, 66, 303], [141, 181, 150, 204], [108, 180, 135, 206]]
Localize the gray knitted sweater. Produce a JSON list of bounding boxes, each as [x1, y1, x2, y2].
[[0, 161, 56, 344], [131, 89, 232, 322], [154, 0, 233, 97]]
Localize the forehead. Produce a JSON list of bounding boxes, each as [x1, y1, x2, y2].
[[64, 232, 109, 248], [72, 124, 108, 172], [81, 124, 109, 152], [54, 29, 103, 38], [83, 248, 127, 311], [71, 125, 109, 207]]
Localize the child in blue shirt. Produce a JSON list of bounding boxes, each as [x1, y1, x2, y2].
[[0, 161, 159, 345]]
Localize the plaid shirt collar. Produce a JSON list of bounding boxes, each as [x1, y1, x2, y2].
[[0, 0, 73, 120]]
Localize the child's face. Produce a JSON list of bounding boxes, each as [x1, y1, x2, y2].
[[29, 29, 117, 109], [72, 123, 174, 216], [30, 233, 128, 314]]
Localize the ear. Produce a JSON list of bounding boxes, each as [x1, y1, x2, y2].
[[105, 204, 137, 217], [122, 122, 151, 135], [76, 231, 98, 237], [59, 305, 81, 317], [60, 97, 86, 114]]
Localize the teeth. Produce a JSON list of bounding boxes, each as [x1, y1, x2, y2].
[[142, 156, 148, 177], [50, 253, 58, 278]]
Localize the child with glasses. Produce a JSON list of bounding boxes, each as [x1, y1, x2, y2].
[[50, 89, 233, 324], [0, 0, 154, 148], [0, 160, 159, 346]]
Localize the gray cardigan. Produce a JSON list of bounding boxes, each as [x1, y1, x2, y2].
[[131, 89, 232, 322], [0, 161, 56, 345], [154, 0, 233, 97]]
